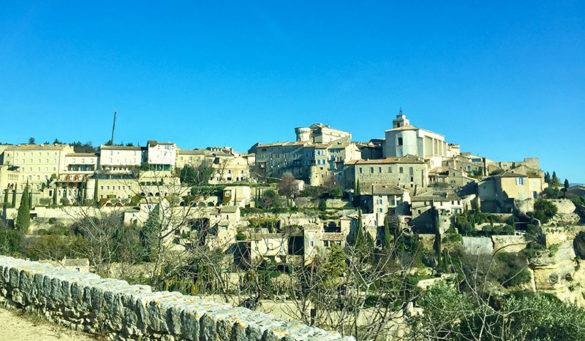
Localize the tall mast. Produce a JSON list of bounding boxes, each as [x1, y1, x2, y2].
[[111, 111, 117, 144]]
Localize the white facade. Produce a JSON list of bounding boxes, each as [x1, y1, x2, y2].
[[147, 141, 176, 170], [64, 153, 97, 173], [384, 114, 448, 168], [99, 145, 143, 172]]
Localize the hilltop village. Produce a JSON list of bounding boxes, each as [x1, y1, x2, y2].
[[1, 113, 585, 339]]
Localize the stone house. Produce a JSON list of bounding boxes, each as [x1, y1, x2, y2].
[[479, 166, 545, 213], [343, 155, 428, 191]]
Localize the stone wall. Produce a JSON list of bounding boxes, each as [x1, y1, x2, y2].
[[462, 237, 493, 255], [491, 235, 527, 253], [0, 256, 351, 340]]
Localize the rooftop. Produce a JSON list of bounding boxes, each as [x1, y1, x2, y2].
[[345, 155, 425, 165]]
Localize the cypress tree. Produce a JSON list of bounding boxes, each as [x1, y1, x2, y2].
[[78, 184, 84, 205], [564, 179, 570, 198], [544, 172, 551, 184], [141, 206, 160, 261], [552, 171, 560, 186], [93, 178, 99, 205], [354, 209, 365, 249], [435, 233, 442, 262], [12, 188, 16, 208], [52, 186, 58, 206], [16, 183, 30, 231], [2, 189, 7, 220], [353, 180, 361, 207], [382, 216, 391, 249]]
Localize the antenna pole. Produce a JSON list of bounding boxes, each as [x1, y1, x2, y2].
[[111, 111, 117, 145]]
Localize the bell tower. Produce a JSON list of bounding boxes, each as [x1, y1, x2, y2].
[[392, 109, 410, 128]]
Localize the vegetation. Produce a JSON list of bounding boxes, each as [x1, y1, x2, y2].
[[15, 184, 30, 231], [180, 163, 213, 186], [409, 282, 585, 341], [532, 199, 558, 224]]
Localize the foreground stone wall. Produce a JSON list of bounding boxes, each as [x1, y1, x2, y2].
[[0, 256, 351, 340]]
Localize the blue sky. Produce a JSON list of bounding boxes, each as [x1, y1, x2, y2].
[[0, 1, 583, 182]]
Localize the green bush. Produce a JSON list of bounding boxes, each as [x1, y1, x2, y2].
[[0, 229, 24, 255], [494, 253, 531, 287], [532, 199, 557, 224]]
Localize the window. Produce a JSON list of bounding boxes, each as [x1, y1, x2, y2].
[[398, 137, 403, 146], [370, 167, 374, 174], [399, 167, 404, 174], [359, 167, 362, 174], [409, 167, 413, 175], [516, 177, 526, 185], [388, 167, 392, 173], [378, 167, 382, 173]]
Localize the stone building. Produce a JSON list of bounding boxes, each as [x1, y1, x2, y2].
[[251, 124, 361, 186], [98, 145, 143, 173], [343, 155, 428, 191], [0, 144, 75, 206], [478, 165, 546, 213], [146, 140, 176, 171], [410, 190, 465, 233], [384, 112, 450, 168], [428, 167, 477, 187]]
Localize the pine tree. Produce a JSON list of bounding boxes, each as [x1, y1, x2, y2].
[[382, 216, 392, 249], [16, 183, 30, 231]]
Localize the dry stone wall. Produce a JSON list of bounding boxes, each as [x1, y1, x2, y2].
[[0, 256, 352, 340]]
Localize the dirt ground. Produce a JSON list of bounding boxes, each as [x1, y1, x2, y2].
[[0, 308, 94, 340]]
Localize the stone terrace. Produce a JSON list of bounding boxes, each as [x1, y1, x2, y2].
[[0, 256, 352, 340]]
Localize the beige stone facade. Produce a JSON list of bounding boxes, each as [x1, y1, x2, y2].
[[344, 155, 428, 191], [253, 124, 361, 186]]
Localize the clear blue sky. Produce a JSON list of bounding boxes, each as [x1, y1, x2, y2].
[[1, 1, 583, 182]]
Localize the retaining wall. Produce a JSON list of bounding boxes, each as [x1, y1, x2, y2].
[[0, 255, 351, 340]]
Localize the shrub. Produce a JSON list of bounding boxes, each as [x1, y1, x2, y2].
[[236, 232, 247, 241], [494, 253, 532, 287], [532, 199, 557, 224]]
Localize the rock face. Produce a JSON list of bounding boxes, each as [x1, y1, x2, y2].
[[529, 241, 585, 307], [0, 256, 352, 340], [549, 199, 580, 225]]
